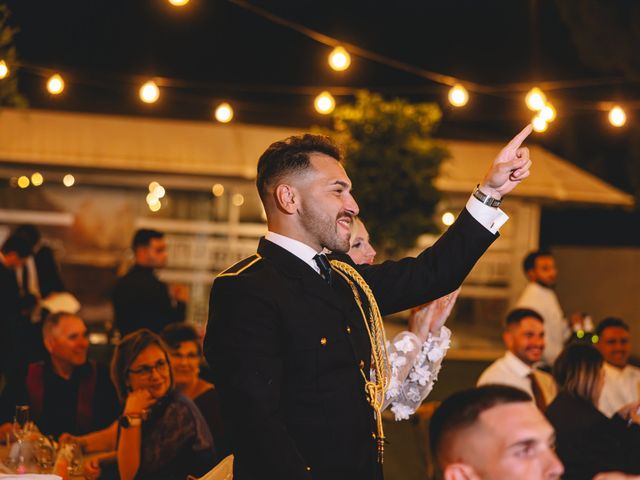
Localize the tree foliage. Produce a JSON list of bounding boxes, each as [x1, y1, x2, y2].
[[0, 4, 26, 108], [320, 90, 448, 257]]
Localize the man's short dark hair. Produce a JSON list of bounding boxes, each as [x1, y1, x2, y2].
[[132, 229, 164, 251], [429, 385, 532, 464], [522, 249, 553, 274], [13, 224, 41, 250], [256, 133, 342, 201], [1, 234, 32, 257], [505, 308, 544, 329], [596, 317, 629, 336]]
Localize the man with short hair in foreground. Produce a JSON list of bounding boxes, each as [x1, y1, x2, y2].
[[429, 385, 564, 480]]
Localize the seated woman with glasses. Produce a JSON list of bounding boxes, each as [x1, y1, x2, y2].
[[112, 328, 216, 480], [161, 323, 227, 456]]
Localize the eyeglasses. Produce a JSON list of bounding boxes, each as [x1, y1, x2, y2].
[[170, 351, 200, 360], [128, 359, 169, 377]]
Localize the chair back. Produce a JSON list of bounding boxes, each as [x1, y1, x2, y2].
[[187, 454, 233, 480]]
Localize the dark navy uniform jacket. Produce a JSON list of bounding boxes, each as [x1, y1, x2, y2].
[[204, 208, 496, 480]]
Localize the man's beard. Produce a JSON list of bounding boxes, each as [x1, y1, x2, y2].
[[536, 279, 556, 289], [299, 203, 352, 253]]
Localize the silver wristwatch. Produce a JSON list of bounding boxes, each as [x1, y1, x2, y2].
[[473, 184, 502, 208]]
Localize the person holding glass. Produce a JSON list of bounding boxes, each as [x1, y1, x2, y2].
[[111, 329, 216, 480], [160, 323, 227, 457]]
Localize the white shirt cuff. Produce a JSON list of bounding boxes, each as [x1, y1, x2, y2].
[[465, 194, 509, 234]]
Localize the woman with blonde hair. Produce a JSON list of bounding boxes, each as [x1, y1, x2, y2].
[[546, 343, 640, 479]]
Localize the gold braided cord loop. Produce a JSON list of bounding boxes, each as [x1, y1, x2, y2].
[[329, 259, 390, 463]]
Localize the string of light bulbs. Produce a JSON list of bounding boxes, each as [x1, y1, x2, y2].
[[1, 0, 638, 132]]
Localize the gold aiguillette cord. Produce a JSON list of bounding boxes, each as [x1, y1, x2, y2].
[[330, 260, 390, 463]]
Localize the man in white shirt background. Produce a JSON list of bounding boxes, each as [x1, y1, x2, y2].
[[477, 308, 557, 410], [515, 250, 573, 367], [596, 317, 640, 417]]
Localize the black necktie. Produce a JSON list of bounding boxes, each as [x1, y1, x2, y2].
[[313, 254, 333, 285]]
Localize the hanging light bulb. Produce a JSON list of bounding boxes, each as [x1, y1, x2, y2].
[[31, 172, 44, 186], [609, 106, 626, 127], [441, 212, 455, 226], [17, 176, 30, 189], [168, 0, 189, 5], [328, 46, 351, 72], [47, 74, 65, 95], [214, 103, 234, 123], [139, 81, 160, 104], [153, 185, 166, 198], [532, 115, 548, 133], [539, 103, 557, 122], [448, 84, 469, 107], [212, 183, 225, 197], [0, 60, 9, 79], [232, 193, 245, 207], [314, 91, 335, 114], [525, 87, 546, 111], [63, 174, 75, 187]]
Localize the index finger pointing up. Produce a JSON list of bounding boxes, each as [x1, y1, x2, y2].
[[506, 124, 533, 150]]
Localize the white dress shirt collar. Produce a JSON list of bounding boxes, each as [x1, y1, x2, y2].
[[264, 231, 322, 274], [504, 351, 534, 378]]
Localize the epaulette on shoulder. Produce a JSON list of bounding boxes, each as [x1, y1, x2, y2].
[[217, 254, 262, 278]]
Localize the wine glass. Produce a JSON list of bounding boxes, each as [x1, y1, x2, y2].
[[12, 405, 31, 442]]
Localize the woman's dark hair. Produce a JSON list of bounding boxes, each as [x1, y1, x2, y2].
[[553, 343, 603, 404], [110, 329, 173, 402], [160, 322, 202, 357]]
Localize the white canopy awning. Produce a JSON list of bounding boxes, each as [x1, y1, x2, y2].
[[0, 108, 633, 207]]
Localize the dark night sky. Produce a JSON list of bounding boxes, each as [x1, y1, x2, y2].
[[5, 0, 640, 245]]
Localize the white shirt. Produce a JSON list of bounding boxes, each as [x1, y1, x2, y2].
[[598, 362, 640, 417], [264, 231, 322, 274], [515, 282, 569, 366], [477, 351, 557, 405]]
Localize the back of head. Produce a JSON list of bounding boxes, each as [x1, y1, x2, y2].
[[110, 328, 172, 402], [430, 385, 532, 466], [522, 249, 552, 275], [256, 133, 342, 203], [596, 317, 629, 337], [160, 322, 201, 354], [553, 343, 603, 404], [1, 234, 32, 257], [13, 224, 41, 250], [132, 228, 164, 252]]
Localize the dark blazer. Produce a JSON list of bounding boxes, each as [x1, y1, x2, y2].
[[0, 263, 20, 380], [546, 391, 640, 479], [34, 245, 65, 298], [112, 265, 185, 336], [204, 208, 496, 480]]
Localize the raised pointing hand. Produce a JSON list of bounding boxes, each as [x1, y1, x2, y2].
[[479, 124, 533, 199]]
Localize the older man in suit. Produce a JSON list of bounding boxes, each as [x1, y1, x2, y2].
[[205, 127, 532, 480]]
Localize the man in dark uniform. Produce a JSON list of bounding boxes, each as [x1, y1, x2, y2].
[[112, 229, 187, 336], [205, 127, 532, 480]]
